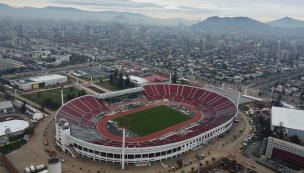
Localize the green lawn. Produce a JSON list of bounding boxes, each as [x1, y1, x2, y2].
[[21, 87, 83, 111], [79, 76, 109, 83], [251, 151, 261, 158], [0, 140, 26, 154], [88, 86, 105, 93], [96, 81, 120, 91], [112, 105, 193, 137]]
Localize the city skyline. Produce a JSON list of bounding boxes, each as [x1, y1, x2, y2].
[[1, 0, 304, 22]]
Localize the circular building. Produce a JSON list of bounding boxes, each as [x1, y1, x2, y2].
[[47, 158, 61, 173], [55, 84, 237, 165]]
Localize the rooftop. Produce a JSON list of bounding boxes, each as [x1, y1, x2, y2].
[[271, 107, 304, 131], [0, 101, 13, 110], [0, 120, 29, 136]]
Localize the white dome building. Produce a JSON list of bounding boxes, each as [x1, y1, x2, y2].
[[33, 113, 44, 121]]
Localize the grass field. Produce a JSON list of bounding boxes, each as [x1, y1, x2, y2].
[[96, 81, 120, 91], [112, 105, 193, 137], [88, 86, 105, 93], [0, 140, 26, 154], [22, 87, 83, 111]]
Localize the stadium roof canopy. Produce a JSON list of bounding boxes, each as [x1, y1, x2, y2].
[[95, 87, 145, 99], [271, 107, 304, 131], [0, 120, 29, 136]]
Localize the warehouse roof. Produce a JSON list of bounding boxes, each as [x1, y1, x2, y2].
[[0, 120, 29, 136], [29, 74, 67, 83], [271, 107, 304, 131], [0, 101, 13, 110]]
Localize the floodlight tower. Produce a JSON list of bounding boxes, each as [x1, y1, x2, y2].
[[197, 136, 205, 173], [119, 117, 130, 170], [60, 82, 65, 106]]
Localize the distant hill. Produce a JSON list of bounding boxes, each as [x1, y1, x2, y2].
[[108, 15, 146, 24], [0, 3, 198, 26], [267, 17, 304, 28], [190, 16, 273, 31]]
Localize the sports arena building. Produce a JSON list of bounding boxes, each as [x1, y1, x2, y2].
[[55, 84, 237, 164]]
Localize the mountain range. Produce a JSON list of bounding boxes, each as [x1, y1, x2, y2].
[[0, 3, 199, 26], [0, 3, 304, 31], [267, 17, 304, 28]]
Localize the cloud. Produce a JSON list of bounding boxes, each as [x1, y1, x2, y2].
[[53, 0, 164, 9], [175, 6, 219, 14]]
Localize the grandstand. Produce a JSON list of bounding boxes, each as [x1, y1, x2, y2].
[[55, 84, 237, 165]]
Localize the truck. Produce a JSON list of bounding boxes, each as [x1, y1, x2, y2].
[[45, 149, 55, 157], [36, 164, 45, 170], [50, 150, 56, 156], [24, 167, 31, 173], [30, 165, 35, 172]]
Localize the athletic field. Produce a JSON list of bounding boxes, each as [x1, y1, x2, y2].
[[112, 105, 193, 137]]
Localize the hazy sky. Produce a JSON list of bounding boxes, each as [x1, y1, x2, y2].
[[2, 0, 304, 22]]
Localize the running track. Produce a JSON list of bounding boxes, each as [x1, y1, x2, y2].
[[97, 102, 202, 143]]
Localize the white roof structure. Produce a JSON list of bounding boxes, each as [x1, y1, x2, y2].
[[271, 107, 304, 131], [123, 76, 148, 84], [33, 113, 44, 120], [95, 87, 145, 99], [0, 120, 29, 136], [29, 74, 66, 83]]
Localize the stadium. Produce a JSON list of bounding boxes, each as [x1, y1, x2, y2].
[[55, 84, 237, 165]]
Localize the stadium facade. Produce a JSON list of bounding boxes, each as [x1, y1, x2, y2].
[[55, 84, 237, 164]]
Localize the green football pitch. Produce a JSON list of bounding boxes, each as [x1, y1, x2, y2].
[[112, 105, 193, 137]]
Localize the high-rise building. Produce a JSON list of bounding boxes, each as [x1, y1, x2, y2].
[[120, 30, 125, 39], [15, 24, 23, 36], [12, 37, 23, 47], [276, 50, 290, 61], [200, 39, 207, 50], [216, 40, 225, 50]]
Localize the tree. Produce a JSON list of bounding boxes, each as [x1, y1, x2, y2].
[[222, 63, 227, 70], [191, 167, 194, 173], [36, 92, 41, 98], [99, 78, 103, 83], [212, 157, 216, 162], [113, 70, 118, 84], [172, 71, 177, 84], [274, 121, 286, 139], [125, 74, 131, 88], [290, 134, 301, 144], [41, 105, 44, 112], [69, 87, 74, 92], [67, 93, 71, 100], [249, 75, 254, 80], [109, 74, 114, 85], [176, 159, 183, 168], [117, 72, 125, 89], [21, 100, 26, 113], [205, 160, 209, 165], [0, 84, 5, 93]]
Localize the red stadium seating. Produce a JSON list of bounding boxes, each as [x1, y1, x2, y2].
[[57, 84, 236, 148]]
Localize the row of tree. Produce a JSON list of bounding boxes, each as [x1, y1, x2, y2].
[[109, 70, 135, 89], [259, 115, 301, 144], [67, 89, 87, 101]]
